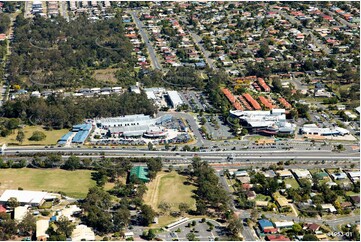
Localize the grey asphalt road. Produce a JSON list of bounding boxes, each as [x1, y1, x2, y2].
[[130, 11, 162, 70], [4, 146, 359, 161], [190, 32, 217, 69]]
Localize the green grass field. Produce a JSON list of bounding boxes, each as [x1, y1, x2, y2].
[[284, 178, 300, 189], [0, 126, 69, 145], [144, 171, 196, 212], [0, 168, 95, 198], [255, 194, 271, 201]]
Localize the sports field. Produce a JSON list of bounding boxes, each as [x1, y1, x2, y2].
[[0, 168, 95, 198], [144, 171, 196, 212], [1, 125, 68, 145]]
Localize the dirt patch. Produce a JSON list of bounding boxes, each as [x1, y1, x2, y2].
[[92, 68, 119, 84]]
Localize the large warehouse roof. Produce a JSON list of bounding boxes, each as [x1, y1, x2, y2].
[[0, 190, 48, 205], [167, 91, 183, 107]]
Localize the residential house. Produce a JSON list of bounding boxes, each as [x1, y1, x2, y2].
[[71, 225, 95, 241], [350, 195, 360, 207], [314, 172, 329, 180], [292, 169, 312, 180], [321, 204, 337, 213], [265, 234, 290, 241], [246, 191, 256, 200], [347, 171, 360, 182], [331, 172, 347, 180], [303, 223, 321, 233], [263, 170, 276, 178], [36, 220, 49, 241], [274, 221, 294, 229], [258, 219, 274, 232], [276, 170, 293, 179], [273, 192, 290, 209]]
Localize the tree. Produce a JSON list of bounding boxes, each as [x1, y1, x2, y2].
[[28, 131, 46, 141], [62, 156, 81, 170], [56, 216, 76, 238], [139, 204, 156, 226], [17, 212, 36, 235], [227, 217, 243, 237], [186, 232, 197, 241], [272, 79, 283, 93], [179, 203, 190, 215], [6, 197, 19, 208], [146, 229, 156, 240], [158, 201, 171, 215], [292, 223, 302, 233], [0, 212, 17, 240], [303, 234, 319, 241], [82, 187, 113, 234], [16, 129, 25, 144], [148, 142, 154, 151], [113, 207, 130, 231]]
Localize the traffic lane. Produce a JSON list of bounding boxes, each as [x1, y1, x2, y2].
[[130, 12, 162, 69]]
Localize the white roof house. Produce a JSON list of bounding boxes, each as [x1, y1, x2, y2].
[[274, 221, 294, 228], [71, 225, 95, 241], [321, 204, 337, 213], [0, 190, 48, 206], [59, 205, 82, 222], [124, 232, 134, 239], [331, 172, 347, 180], [14, 206, 29, 221], [347, 171, 360, 182], [292, 169, 312, 179], [36, 220, 49, 240]]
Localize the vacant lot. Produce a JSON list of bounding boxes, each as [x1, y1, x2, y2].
[[92, 68, 119, 84], [144, 171, 196, 212], [1, 126, 68, 145], [0, 168, 95, 198]]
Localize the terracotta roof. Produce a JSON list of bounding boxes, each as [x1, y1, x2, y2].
[[243, 93, 261, 110], [266, 235, 290, 241], [259, 96, 274, 109]]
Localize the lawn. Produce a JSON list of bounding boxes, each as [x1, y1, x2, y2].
[[284, 178, 300, 189], [143, 171, 196, 212], [0, 168, 95, 198], [255, 194, 271, 201], [1, 125, 69, 145], [346, 191, 359, 196]]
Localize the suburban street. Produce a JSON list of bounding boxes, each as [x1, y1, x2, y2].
[[190, 32, 217, 70], [130, 11, 162, 70]]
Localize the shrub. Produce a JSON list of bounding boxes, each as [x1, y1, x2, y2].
[[28, 131, 46, 141], [40, 210, 50, 216]]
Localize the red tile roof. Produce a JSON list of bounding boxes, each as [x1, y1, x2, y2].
[[0, 34, 6, 41], [259, 96, 274, 109], [278, 97, 292, 109], [221, 88, 244, 110], [243, 93, 261, 110], [266, 235, 290, 241], [258, 78, 271, 92], [263, 228, 278, 234], [0, 205, 6, 213]]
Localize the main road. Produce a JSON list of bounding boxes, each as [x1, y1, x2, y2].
[[130, 11, 162, 70], [3, 147, 359, 162]]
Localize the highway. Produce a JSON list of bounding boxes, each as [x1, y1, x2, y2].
[[130, 11, 162, 70], [3, 147, 359, 162]]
